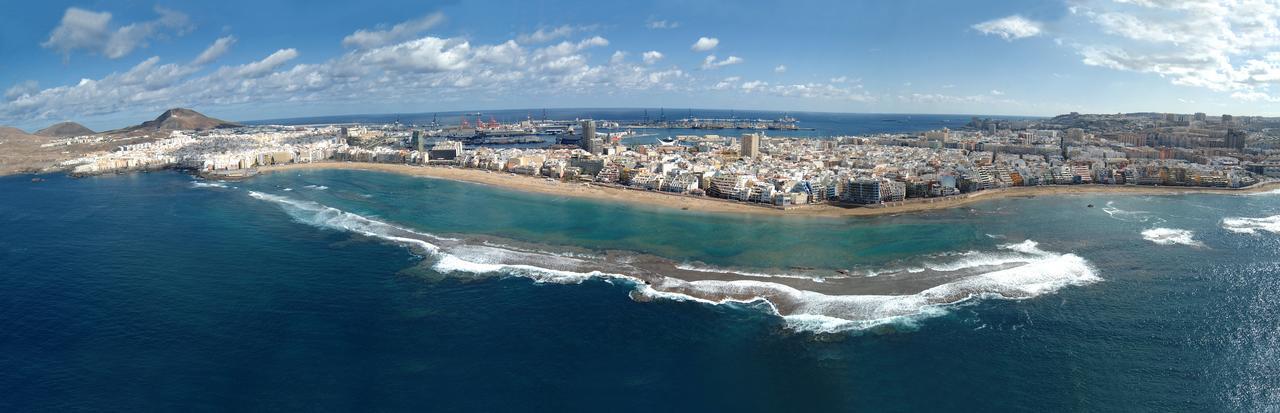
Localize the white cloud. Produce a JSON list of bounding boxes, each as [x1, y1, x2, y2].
[[360, 37, 472, 72], [3, 25, 702, 128], [740, 80, 769, 92], [701, 55, 743, 69], [233, 49, 299, 78], [774, 65, 787, 73], [518, 25, 573, 44], [342, 12, 444, 49], [642, 50, 664, 65], [472, 40, 524, 65], [193, 36, 236, 65], [770, 83, 874, 102], [972, 15, 1044, 40], [733, 78, 874, 102], [830, 76, 848, 83], [647, 19, 679, 29], [534, 36, 609, 59], [691, 37, 719, 52], [1232, 90, 1280, 102], [516, 25, 600, 44], [610, 51, 628, 64], [43, 6, 193, 59], [990, 89, 1005, 95], [1067, 0, 1280, 101], [2, 56, 200, 122], [4, 80, 39, 101], [899, 92, 1017, 105], [713, 76, 741, 90]]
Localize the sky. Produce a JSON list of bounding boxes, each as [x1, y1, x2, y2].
[[3, 0, 1280, 130]]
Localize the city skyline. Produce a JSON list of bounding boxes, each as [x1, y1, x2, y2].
[[5, 0, 1280, 130]]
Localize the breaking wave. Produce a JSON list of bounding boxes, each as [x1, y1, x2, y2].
[[1102, 201, 1164, 224], [1244, 188, 1280, 196], [639, 241, 1099, 333], [1222, 215, 1280, 235], [191, 181, 230, 189], [303, 184, 329, 190], [247, 191, 1102, 334], [1141, 228, 1205, 247]]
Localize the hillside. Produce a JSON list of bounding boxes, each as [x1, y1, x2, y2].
[[111, 108, 241, 134], [35, 122, 95, 137], [0, 126, 31, 139]]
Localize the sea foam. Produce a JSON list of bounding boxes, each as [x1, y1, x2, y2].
[[191, 181, 230, 189], [1222, 215, 1280, 235], [1141, 228, 1205, 247], [1101, 201, 1163, 224], [248, 191, 1102, 334]]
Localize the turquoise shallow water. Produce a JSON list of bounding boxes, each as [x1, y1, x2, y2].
[[3, 169, 1280, 411]]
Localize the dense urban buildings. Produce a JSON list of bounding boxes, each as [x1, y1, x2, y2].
[[61, 110, 1280, 208]]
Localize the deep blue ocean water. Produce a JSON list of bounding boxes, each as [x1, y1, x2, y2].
[[3, 168, 1280, 411]]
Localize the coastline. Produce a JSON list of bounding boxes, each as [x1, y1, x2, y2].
[[255, 161, 1280, 217]]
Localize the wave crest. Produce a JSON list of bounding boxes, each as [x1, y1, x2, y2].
[[248, 190, 1101, 334], [1222, 215, 1280, 235], [1141, 228, 1205, 247]]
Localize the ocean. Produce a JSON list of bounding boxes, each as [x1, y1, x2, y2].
[[4, 170, 1279, 411], [2, 115, 1278, 410]]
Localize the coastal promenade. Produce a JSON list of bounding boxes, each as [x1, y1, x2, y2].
[[256, 161, 1280, 218]]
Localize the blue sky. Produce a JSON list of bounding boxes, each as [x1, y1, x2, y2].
[[3, 0, 1279, 130]]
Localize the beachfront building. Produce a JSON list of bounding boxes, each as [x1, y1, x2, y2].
[[843, 179, 882, 205]]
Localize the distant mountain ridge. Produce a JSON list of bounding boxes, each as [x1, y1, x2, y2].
[[35, 122, 94, 137]]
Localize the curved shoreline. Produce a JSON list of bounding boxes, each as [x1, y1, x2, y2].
[[255, 161, 1280, 218]]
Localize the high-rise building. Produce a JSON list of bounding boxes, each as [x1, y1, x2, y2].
[[411, 130, 424, 152], [843, 179, 882, 205], [579, 120, 596, 151], [1222, 114, 1234, 125], [1194, 112, 1207, 122], [1227, 129, 1246, 150], [741, 133, 761, 158], [339, 126, 351, 146]]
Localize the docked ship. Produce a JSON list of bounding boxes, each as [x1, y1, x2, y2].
[[427, 116, 545, 144]]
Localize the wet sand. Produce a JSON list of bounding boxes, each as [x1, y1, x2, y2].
[[256, 161, 1280, 218]]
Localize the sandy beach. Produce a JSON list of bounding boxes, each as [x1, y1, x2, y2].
[[256, 161, 1280, 218]]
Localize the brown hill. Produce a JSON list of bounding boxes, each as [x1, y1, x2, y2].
[[112, 108, 240, 134], [34, 121, 95, 137], [0, 126, 59, 175], [0, 126, 31, 139]]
